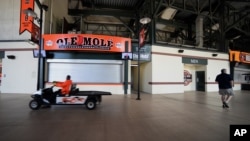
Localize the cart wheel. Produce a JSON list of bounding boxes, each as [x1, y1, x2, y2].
[[85, 100, 96, 110], [29, 100, 41, 110]]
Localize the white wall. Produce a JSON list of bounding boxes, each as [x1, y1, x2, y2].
[[151, 45, 184, 94], [151, 52, 183, 94], [140, 62, 152, 93], [1, 50, 37, 94], [206, 59, 230, 92], [150, 45, 230, 94]]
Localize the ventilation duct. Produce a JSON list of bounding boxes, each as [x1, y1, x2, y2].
[[195, 16, 203, 48]]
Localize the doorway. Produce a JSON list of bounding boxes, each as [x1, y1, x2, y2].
[[196, 71, 205, 91]]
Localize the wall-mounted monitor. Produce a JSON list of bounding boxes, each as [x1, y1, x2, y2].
[[33, 49, 46, 58], [122, 52, 133, 60]]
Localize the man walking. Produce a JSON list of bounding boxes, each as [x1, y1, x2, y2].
[[215, 69, 234, 108]]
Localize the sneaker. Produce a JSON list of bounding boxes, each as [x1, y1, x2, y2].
[[222, 104, 226, 108], [223, 102, 229, 108]]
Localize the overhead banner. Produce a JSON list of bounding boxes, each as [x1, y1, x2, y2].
[[43, 34, 131, 52], [229, 50, 250, 63], [229, 50, 241, 62], [19, 0, 35, 34], [239, 52, 250, 63], [139, 28, 145, 47]]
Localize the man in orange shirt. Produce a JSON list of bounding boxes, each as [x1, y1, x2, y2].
[[54, 75, 73, 96]]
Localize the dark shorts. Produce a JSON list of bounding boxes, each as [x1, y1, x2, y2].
[[219, 88, 234, 96]]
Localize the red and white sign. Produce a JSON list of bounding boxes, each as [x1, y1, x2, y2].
[[43, 34, 131, 53], [240, 52, 250, 63], [139, 28, 145, 47], [19, 0, 35, 34], [229, 50, 250, 64]]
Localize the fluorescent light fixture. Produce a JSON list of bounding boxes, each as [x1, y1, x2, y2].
[[161, 7, 177, 20]]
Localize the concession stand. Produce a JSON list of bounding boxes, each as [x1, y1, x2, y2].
[[42, 34, 131, 94]]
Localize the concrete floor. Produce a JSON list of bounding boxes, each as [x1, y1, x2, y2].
[[0, 91, 249, 141]]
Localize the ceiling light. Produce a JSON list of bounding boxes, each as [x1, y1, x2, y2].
[[140, 17, 151, 24], [161, 7, 177, 20]]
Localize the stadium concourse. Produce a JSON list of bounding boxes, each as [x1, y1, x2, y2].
[[0, 90, 250, 141]]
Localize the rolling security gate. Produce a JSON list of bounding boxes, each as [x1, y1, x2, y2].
[[47, 59, 123, 83]]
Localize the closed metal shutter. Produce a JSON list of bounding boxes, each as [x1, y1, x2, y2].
[[47, 59, 123, 83]]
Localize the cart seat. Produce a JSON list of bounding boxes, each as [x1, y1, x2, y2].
[[69, 83, 79, 95]]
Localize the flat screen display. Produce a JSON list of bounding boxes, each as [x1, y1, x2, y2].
[[33, 49, 46, 58], [122, 52, 133, 60]]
